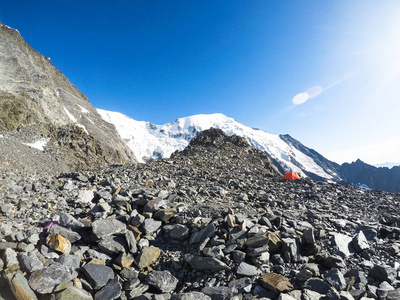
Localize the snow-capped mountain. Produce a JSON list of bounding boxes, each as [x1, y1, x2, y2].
[[97, 109, 341, 182]]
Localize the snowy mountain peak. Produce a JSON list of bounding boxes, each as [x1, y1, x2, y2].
[[97, 109, 340, 181]]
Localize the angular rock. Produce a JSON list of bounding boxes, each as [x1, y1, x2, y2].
[[189, 222, 216, 244], [370, 264, 396, 283], [82, 263, 114, 289], [98, 235, 127, 255], [135, 246, 161, 269], [142, 218, 162, 235], [324, 268, 346, 291], [20, 251, 43, 273], [8, 272, 38, 300], [48, 225, 81, 243], [186, 255, 230, 271], [352, 231, 369, 253], [54, 286, 93, 300], [169, 224, 191, 241], [332, 233, 354, 258], [2, 248, 19, 267], [146, 270, 179, 293], [94, 276, 121, 300], [92, 218, 126, 240], [246, 233, 269, 248], [171, 292, 211, 300], [47, 233, 72, 254], [28, 263, 72, 294], [57, 254, 80, 272], [236, 262, 259, 276], [259, 273, 293, 294], [201, 286, 235, 300], [303, 278, 331, 294], [59, 212, 85, 230]]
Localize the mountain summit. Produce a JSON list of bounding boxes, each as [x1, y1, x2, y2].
[[98, 110, 340, 182]]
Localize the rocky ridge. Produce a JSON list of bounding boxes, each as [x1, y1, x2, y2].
[[0, 128, 400, 300], [0, 22, 136, 173]]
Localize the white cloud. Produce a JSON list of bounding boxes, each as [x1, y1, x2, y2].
[[324, 137, 400, 165]]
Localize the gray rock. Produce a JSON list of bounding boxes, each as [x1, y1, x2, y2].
[[171, 292, 211, 300], [125, 230, 138, 254], [324, 268, 346, 291], [146, 270, 179, 293], [169, 224, 191, 240], [82, 263, 114, 289], [98, 235, 128, 255], [77, 190, 94, 204], [48, 224, 81, 243], [201, 286, 236, 300], [54, 286, 93, 300], [94, 276, 121, 300], [92, 218, 126, 239], [28, 262, 72, 294], [302, 289, 324, 300], [236, 262, 259, 276], [322, 255, 346, 269], [142, 218, 162, 235], [2, 248, 18, 267], [246, 233, 269, 248], [59, 212, 85, 230], [190, 222, 216, 244], [332, 233, 354, 257], [303, 228, 316, 244], [386, 288, 400, 300], [303, 278, 331, 294], [186, 255, 230, 271], [40, 244, 60, 259], [20, 251, 43, 273], [370, 264, 396, 283], [352, 231, 369, 253], [57, 254, 80, 272], [126, 284, 149, 298]]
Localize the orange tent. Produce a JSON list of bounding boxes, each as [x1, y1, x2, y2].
[[284, 171, 300, 180]]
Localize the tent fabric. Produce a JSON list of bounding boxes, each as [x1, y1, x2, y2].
[[284, 171, 300, 180]]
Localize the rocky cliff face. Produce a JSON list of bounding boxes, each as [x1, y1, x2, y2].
[[0, 23, 136, 174], [340, 159, 400, 193]]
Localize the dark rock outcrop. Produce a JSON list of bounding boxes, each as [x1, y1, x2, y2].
[[0, 23, 136, 174], [340, 159, 400, 193]]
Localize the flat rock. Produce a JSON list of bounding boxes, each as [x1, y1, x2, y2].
[[171, 292, 211, 300], [28, 262, 72, 294], [146, 270, 179, 293], [54, 286, 93, 300], [332, 233, 354, 258], [324, 268, 346, 291], [352, 231, 369, 253], [92, 218, 126, 240], [186, 255, 230, 271], [82, 263, 114, 289], [236, 262, 259, 276], [94, 276, 121, 300], [20, 251, 43, 273], [259, 273, 293, 294]]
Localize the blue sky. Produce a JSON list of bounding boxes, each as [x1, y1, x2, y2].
[[1, 1, 400, 165]]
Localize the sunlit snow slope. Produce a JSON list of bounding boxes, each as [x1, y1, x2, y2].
[[98, 109, 340, 181]]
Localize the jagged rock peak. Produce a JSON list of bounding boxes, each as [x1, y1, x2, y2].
[[188, 127, 248, 148]]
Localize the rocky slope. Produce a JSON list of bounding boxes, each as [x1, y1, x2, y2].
[[340, 159, 400, 193], [0, 23, 136, 173], [1, 129, 400, 300]]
